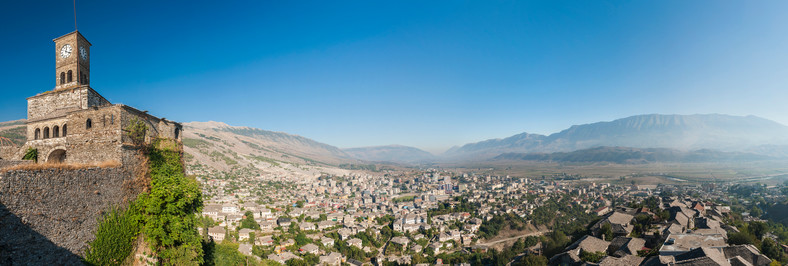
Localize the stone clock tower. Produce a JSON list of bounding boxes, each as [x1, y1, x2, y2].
[[53, 31, 91, 90]]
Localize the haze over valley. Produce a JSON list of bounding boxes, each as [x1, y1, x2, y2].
[[3, 2, 788, 265]]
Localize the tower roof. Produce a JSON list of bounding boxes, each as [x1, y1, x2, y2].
[[53, 30, 92, 46]]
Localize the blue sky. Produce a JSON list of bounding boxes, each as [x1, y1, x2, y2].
[[2, 1, 787, 153]]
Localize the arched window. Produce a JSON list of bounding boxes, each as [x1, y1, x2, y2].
[[67, 70, 73, 83], [174, 128, 180, 139], [86, 119, 92, 129], [60, 72, 65, 84], [34, 128, 40, 140], [43, 127, 50, 139], [53, 125, 60, 138], [62, 124, 67, 136]]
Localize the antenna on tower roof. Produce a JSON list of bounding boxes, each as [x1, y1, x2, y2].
[[73, 0, 78, 31]]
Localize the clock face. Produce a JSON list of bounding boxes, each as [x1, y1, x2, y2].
[[79, 46, 87, 60], [60, 44, 72, 58]]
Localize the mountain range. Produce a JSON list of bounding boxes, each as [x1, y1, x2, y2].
[[442, 114, 788, 161], [2, 114, 788, 166], [494, 146, 773, 164], [344, 145, 436, 164]]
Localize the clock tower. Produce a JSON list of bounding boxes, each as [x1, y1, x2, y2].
[[53, 31, 91, 90]]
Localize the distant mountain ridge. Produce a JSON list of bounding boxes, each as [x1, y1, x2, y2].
[[4, 114, 787, 165], [445, 114, 788, 160], [495, 146, 775, 164], [344, 145, 435, 163]]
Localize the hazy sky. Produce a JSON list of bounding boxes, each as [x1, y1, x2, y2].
[[2, 1, 788, 153]]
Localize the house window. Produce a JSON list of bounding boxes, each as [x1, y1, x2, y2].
[[34, 128, 40, 140], [67, 70, 72, 83], [62, 124, 67, 136], [86, 119, 92, 129], [43, 127, 50, 139], [53, 125, 60, 138], [60, 72, 65, 84]]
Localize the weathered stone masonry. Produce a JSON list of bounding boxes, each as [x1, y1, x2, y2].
[[11, 30, 182, 164], [0, 165, 142, 264]]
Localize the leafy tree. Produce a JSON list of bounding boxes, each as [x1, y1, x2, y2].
[[513, 255, 547, 266], [728, 231, 757, 245], [751, 207, 764, 218], [750, 221, 769, 239], [285, 258, 306, 266], [137, 139, 204, 265], [542, 231, 570, 259], [295, 232, 312, 246], [599, 222, 613, 241], [301, 253, 319, 265], [761, 238, 783, 261], [522, 236, 539, 248], [240, 211, 260, 230]]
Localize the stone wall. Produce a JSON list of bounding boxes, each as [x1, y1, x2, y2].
[[65, 105, 124, 164], [26, 117, 68, 141], [27, 87, 109, 123], [0, 146, 19, 160], [0, 162, 144, 264], [0, 160, 33, 169], [120, 105, 183, 144], [20, 103, 181, 165], [27, 87, 85, 122]]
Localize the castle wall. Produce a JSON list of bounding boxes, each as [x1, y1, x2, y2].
[[0, 160, 33, 169], [119, 105, 182, 144], [0, 146, 19, 161], [0, 164, 143, 264], [27, 87, 109, 124], [22, 103, 181, 165], [65, 105, 124, 164], [87, 88, 110, 108], [27, 87, 86, 122], [26, 117, 68, 142]]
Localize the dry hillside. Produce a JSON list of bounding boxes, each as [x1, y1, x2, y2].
[[182, 121, 366, 182]]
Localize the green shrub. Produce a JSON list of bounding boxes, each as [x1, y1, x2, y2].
[[579, 250, 606, 263], [138, 139, 204, 265], [83, 203, 143, 265], [85, 139, 204, 265], [22, 148, 37, 162], [125, 118, 148, 146]]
